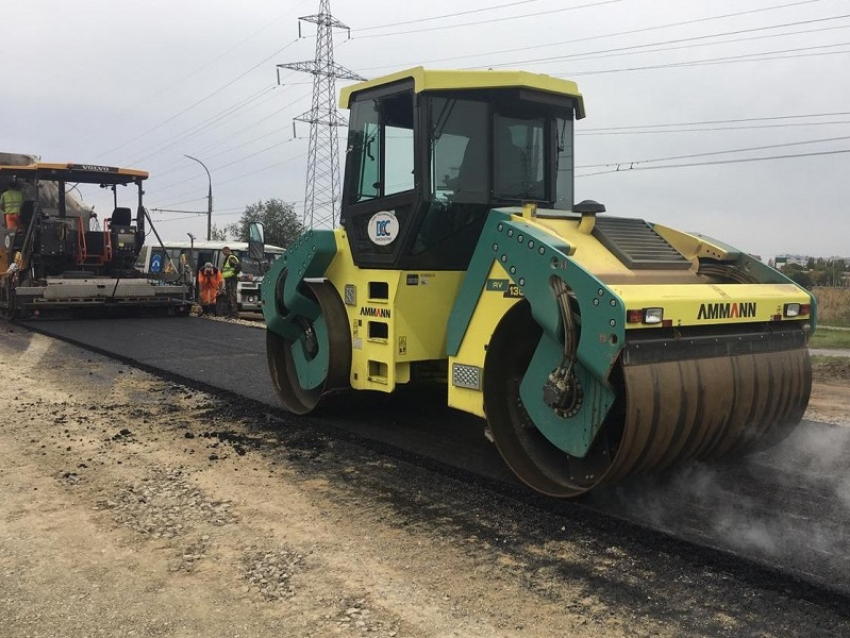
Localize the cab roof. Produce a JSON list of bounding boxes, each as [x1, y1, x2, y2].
[[339, 66, 585, 119], [0, 162, 148, 184]]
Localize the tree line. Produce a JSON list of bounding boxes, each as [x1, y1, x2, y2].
[[771, 257, 848, 288], [210, 199, 304, 249]]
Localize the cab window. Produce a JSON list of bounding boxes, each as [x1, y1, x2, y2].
[[494, 114, 546, 202], [345, 92, 415, 203]]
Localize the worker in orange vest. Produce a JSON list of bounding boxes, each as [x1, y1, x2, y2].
[[197, 262, 223, 315]]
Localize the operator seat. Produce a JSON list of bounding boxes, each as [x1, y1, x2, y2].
[[11, 200, 40, 250], [111, 207, 132, 227], [18, 200, 38, 229], [451, 137, 488, 204]]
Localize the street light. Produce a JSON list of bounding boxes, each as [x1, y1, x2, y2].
[[184, 154, 213, 240]]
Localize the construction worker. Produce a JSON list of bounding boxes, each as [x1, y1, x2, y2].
[[221, 246, 241, 318], [0, 177, 24, 230], [197, 262, 223, 316], [1, 251, 22, 280], [178, 253, 195, 301]]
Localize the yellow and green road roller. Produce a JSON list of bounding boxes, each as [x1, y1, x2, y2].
[[262, 67, 815, 498]]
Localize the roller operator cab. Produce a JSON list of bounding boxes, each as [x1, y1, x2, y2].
[[262, 68, 816, 498]]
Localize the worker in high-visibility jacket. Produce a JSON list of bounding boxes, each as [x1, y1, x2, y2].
[[197, 262, 223, 315], [0, 177, 24, 230], [221, 246, 241, 319]]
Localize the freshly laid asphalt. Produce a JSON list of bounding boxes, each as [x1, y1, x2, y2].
[[18, 316, 850, 599]]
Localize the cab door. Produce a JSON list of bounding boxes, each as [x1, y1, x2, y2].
[[342, 84, 419, 269]]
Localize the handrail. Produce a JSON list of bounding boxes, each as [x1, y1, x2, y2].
[[103, 219, 113, 263], [77, 215, 87, 264]]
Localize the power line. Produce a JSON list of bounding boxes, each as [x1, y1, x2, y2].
[[579, 120, 850, 135], [150, 196, 207, 209], [356, 0, 549, 32], [351, 0, 628, 40], [355, 0, 828, 71], [580, 110, 850, 132], [129, 83, 302, 175], [185, 88, 313, 161], [150, 208, 209, 214], [480, 14, 850, 70], [114, 6, 304, 119], [121, 84, 280, 167], [147, 214, 205, 223], [577, 148, 850, 176], [149, 92, 312, 195], [96, 39, 301, 161], [578, 134, 850, 169], [150, 151, 309, 210], [555, 41, 850, 76]]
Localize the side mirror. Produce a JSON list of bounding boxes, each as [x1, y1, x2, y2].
[[248, 221, 266, 271]]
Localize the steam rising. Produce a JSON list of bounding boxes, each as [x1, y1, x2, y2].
[[598, 423, 850, 588]]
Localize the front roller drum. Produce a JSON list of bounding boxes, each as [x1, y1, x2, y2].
[[266, 280, 351, 415], [606, 346, 811, 484], [483, 302, 812, 498]]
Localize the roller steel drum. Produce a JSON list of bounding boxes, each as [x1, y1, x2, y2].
[[483, 302, 811, 498]]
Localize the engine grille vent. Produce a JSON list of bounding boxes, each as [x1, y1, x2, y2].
[[592, 217, 691, 270]]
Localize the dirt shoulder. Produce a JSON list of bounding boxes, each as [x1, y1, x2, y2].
[[807, 358, 850, 426], [1, 329, 848, 638]]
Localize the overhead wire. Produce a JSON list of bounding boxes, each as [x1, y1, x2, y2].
[[576, 148, 850, 176], [139, 0, 844, 229], [113, 7, 299, 119], [350, 0, 628, 40], [149, 89, 312, 194], [554, 41, 850, 76], [579, 120, 850, 135], [355, 0, 829, 71], [355, 0, 549, 31], [183, 87, 313, 160], [479, 14, 850, 69], [121, 84, 280, 167], [577, 134, 850, 169], [96, 39, 301, 161], [150, 150, 309, 210], [579, 111, 850, 133], [579, 113, 850, 137]]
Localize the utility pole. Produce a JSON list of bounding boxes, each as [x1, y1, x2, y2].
[[277, 0, 365, 229], [184, 154, 213, 240]]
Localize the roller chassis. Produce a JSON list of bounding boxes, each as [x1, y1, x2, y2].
[[261, 67, 816, 497], [263, 208, 814, 497]]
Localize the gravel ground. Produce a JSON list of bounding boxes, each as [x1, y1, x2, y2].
[[1, 327, 849, 638]]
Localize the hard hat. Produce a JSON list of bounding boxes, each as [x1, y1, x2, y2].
[[204, 262, 214, 269]]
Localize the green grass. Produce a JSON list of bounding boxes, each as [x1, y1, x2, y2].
[[809, 328, 850, 350], [811, 354, 850, 365]]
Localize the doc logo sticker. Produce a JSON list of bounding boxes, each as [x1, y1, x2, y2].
[[367, 211, 399, 246]]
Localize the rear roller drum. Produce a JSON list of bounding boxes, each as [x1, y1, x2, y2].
[[266, 279, 351, 415]]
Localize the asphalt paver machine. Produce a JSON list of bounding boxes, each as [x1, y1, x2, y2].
[[0, 161, 188, 319]]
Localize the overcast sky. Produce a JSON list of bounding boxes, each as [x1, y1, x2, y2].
[[4, 0, 849, 259]]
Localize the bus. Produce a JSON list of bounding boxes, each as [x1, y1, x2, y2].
[[135, 240, 285, 312]]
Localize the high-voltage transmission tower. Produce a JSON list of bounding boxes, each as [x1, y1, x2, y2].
[[277, 0, 366, 229]]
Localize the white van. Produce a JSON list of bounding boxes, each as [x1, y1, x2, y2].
[[135, 240, 284, 311]]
